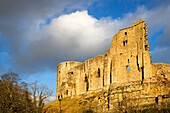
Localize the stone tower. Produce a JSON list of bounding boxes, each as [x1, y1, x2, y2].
[[106, 19, 152, 85]]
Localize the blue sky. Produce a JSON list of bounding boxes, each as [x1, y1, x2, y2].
[[1, 0, 170, 98]]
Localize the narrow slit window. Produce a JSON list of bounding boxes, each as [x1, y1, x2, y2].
[[85, 76, 89, 91], [125, 40, 128, 45], [66, 90, 68, 95], [98, 68, 100, 77], [85, 76, 88, 82], [128, 59, 130, 64], [103, 69, 104, 86], [155, 97, 158, 104]]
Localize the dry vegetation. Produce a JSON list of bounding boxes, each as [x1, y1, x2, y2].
[[43, 97, 89, 113], [0, 72, 52, 113]]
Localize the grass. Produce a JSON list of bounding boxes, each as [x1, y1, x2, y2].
[[43, 97, 92, 113]]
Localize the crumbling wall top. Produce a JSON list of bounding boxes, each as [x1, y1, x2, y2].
[[131, 19, 145, 27], [120, 19, 145, 31], [57, 61, 82, 67]]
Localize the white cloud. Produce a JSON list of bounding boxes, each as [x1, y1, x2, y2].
[[7, 3, 170, 74], [41, 10, 115, 55], [14, 10, 124, 73], [0, 0, 95, 74]]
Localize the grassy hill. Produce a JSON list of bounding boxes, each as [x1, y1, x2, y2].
[[43, 96, 94, 113]]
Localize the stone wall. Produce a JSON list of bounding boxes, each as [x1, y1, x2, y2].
[[107, 19, 152, 84], [78, 81, 170, 113], [56, 19, 170, 112], [152, 63, 170, 82], [57, 61, 82, 99]]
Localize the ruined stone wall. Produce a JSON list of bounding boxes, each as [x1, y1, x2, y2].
[[56, 55, 105, 98], [78, 81, 170, 113], [67, 55, 105, 96], [56, 19, 170, 105], [57, 61, 82, 99], [107, 19, 152, 85], [108, 81, 170, 112], [152, 63, 170, 82]]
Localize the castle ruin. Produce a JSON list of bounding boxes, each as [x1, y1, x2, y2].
[[56, 20, 170, 112]]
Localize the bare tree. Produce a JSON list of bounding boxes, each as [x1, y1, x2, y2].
[[30, 81, 53, 112]]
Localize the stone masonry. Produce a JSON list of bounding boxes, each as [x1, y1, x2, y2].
[[56, 19, 170, 112]]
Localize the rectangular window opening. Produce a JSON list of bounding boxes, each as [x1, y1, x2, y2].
[[155, 97, 158, 104], [123, 40, 128, 46], [125, 32, 127, 35]]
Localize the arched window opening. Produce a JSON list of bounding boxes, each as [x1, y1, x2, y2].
[[126, 65, 130, 72], [145, 45, 149, 51]]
